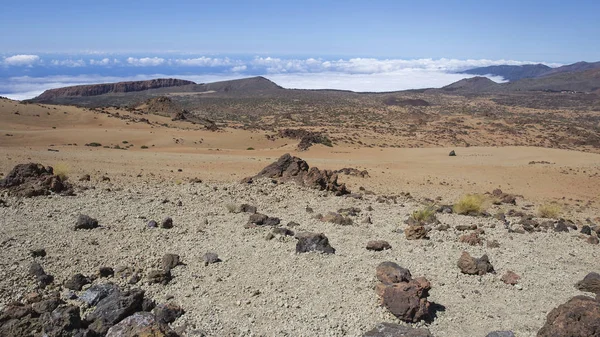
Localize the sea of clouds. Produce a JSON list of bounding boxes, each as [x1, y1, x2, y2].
[[0, 53, 560, 100]]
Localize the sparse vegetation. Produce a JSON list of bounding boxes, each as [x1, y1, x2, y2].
[[140, 145, 149, 149], [246, 147, 255, 150], [538, 203, 561, 218], [52, 163, 69, 181], [85, 142, 102, 147], [453, 194, 486, 215], [410, 206, 436, 223], [122, 140, 129, 144]]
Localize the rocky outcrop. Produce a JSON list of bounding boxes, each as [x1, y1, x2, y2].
[[34, 79, 195, 100], [575, 272, 600, 294], [295, 232, 336, 254], [277, 129, 333, 151], [537, 295, 600, 337], [0, 163, 73, 197], [242, 154, 350, 196]]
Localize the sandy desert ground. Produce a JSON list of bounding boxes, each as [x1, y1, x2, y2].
[[1, 98, 600, 336]]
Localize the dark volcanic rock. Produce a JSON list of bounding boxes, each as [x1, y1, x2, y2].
[[80, 283, 119, 306], [0, 163, 73, 197], [537, 295, 600, 337], [295, 232, 335, 254], [272, 227, 295, 237], [64, 273, 91, 291], [322, 212, 353, 226], [161, 217, 173, 229], [153, 302, 184, 324], [575, 272, 600, 294], [242, 154, 350, 196], [40, 305, 83, 335], [449, 150, 456, 156], [366, 240, 392, 251], [364, 322, 433, 337], [457, 251, 494, 275], [486, 332, 516, 337], [87, 288, 145, 335], [240, 204, 257, 213], [147, 270, 172, 285], [376, 262, 412, 284], [74, 214, 99, 230], [105, 311, 179, 337], [30, 248, 47, 258]]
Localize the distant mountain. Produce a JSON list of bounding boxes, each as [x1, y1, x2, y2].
[[460, 64, 551, 81], [34, 78, 195, 101], [540, 61, 600, 77], [194, 76, 283, 92], [461, 61, 600, 82], [443, 68, 600, 94], [441, 76, 501, 92]]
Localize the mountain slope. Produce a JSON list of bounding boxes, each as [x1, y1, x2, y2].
[[33, 78, 196, 101], [460, 64, 551, 81], [441, 76, 501, 92]]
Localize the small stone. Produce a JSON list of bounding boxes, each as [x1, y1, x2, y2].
[[581, 225, 592, 235], [405, 225, 428, 240], [161, 217, 173, 229], [295, 232, 335, 254], [74, 214, 99, 230], [457, 251, 494, 275], [153, 302, 185, 324], [272, 227, 294, 236], [265, 232, 275, 240], [449, 150, 456, 156], [515, 284, 523, 290], [30, 248, 46, 258], [98, 267, 114, 278], [203, 252, 221, 266], [364, 322, 433, 337], [501, 270, 521, 285], [486, 332, 516, 337], [147, 220, 158, 228], [459, 232, 483, 246], [161, 254, 181, 272], [366, 240, 392, 251], [64, 273, 91, 291], [376, 262, 412, 284], [587, 236, 599, 245], [147, 270, 172, 285]]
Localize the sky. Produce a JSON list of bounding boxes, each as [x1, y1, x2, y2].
[[1, 0, 599, 99]]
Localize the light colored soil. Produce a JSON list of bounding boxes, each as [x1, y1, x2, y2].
[[1, 99, 600, 336]]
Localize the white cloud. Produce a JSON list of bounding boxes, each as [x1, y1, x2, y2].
[[126, 57, 165, 66], [3, 54, 40, 66], [172, 57, 238, 67], [50, 59, 86, 67], [231, 65, 247, 72], [89, 58, 111, 66]]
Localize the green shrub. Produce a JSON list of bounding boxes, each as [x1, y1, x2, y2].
[[85, 142, 102, 147], [538, 203, 561, 218], [410, 207, 436, 223], [141, 145, 149, 149]]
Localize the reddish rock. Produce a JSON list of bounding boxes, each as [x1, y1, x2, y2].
[[0, 163, 73, 197], [366, 240, 392, 251], [588, 236, 599, 245], [537, 295, 600, 337], [459, 232, 483, 246], [380, 277, 432, 323], [405, 225, 428, 240], [105, 312, 178, 337], [501, 271, 521, 285], [457, 251, 494, 275]]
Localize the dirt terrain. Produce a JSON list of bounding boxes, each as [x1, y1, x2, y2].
[[1, 93, 600, 337]]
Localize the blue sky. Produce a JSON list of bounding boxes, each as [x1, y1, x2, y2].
[[2, 0, 599, 61], [1, 1, 599, 99]]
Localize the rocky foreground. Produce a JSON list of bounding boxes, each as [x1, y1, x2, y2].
[[0, 156, 599, 336]]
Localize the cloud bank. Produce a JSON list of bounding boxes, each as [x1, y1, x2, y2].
[[0, 53, 559, 100]]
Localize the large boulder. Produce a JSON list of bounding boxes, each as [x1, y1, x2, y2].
[[241, 154, 350, 196], [86, 288, 145, 335], [537, 295, 600, 337], [575, 272, 600, 294], [0, 163, 73, 197]]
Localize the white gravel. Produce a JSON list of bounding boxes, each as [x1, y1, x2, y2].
[[0, 179, 598, 337]]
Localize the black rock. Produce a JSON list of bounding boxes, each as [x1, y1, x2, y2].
[[79, 283, 119, 306], [486, 332, 516, 337], [240, 204, 257, 213], [272, 227, 295, 236], [98, 267, 114, 278], [87, 288, 145, 335], [147, 220, 158, 228], [161, 217, 173, 229], [30, 248, 47, 258], [64, 273, 91, 291], [295, 232, 335, 254], [74, 214, 99, 230], [263, 217, 281, 226], [449, 150, 456, 156], [154, 302, 185, 324], [28, 262, 46, 278], [581, 225, 592, 235], [40, 305, 83, 334]]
